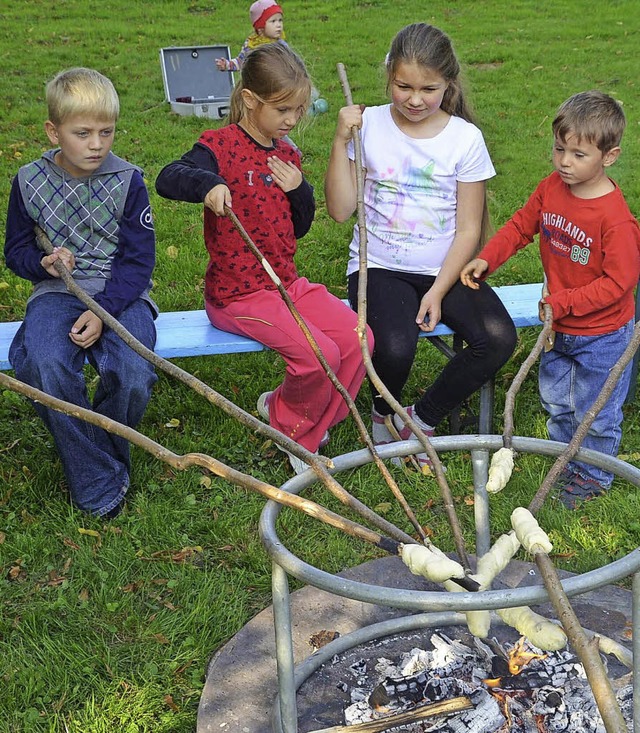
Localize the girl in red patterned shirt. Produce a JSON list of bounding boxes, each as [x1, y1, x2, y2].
[[156, 43, 372, 474]]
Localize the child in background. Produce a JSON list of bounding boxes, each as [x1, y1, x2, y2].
[[156, 43, 371, 474], [461, 91, 640, 508], [4, 67, 158, 517], [215, 0, 287, 72], [325, 23, 516, 470]]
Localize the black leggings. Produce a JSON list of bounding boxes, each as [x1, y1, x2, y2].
[[348, 269, 517, 427]]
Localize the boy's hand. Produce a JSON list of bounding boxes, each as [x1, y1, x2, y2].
[[41, 247, 75, 277], [335, 104, 364, 144], [416, 290, 442, 332], [204, 184, 232, 216], [69, 310, 103, 349], [267, 156, 302, 192], [460, 258, 489, 289]]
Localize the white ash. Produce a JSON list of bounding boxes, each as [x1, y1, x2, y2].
[[340, 632, 632, 732]]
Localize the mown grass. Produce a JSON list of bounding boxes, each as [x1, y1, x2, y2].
[[1, 1, 640, 731]]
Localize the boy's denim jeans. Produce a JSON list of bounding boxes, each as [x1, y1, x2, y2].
[[539, 319, 633, 488], [10, 293, 157, 516]]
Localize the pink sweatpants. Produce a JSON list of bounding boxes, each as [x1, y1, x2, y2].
[[206, 278, 373, 452]]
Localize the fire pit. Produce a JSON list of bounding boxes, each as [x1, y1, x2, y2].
[[293, 625, 632, 732], [259, 435, 640, 733]]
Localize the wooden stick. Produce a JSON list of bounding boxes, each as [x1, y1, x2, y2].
[[336, 62, 472, 574], [309, 696, 473, 733], [528, 319, 640, 514], [224, 207, 429, 542], [0, 368, 479, 591], [31, 226, 417, 546], [33, 227, 328, 468], [502, 303, 553, 449], [533, 548, 627, 732]]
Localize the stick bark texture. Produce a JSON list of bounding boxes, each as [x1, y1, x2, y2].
[[336, 62, 471, 573], [308, 696, 473, 733]]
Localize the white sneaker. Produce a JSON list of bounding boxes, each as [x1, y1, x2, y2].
[[258, 391, 320, 473]]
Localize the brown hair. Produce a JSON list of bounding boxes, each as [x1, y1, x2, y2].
[[228, 43, 311, 124], [386, 23, 491, 246], [552, 91, 626, 152], [46, 67, 119, 125], [385, 23, 476, 124]]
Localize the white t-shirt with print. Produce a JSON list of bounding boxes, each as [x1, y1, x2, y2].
[[347, 104, 495, 276]]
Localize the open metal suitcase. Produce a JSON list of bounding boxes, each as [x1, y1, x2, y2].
[[159, 45, 235, 119]]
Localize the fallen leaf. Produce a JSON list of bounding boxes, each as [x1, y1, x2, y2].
[[164, 695, 179, 712], [308, 629, 340, 650], [78, 588, 90, 602], [0, 532, 5, 544], [165, 418, 180, 428], [78, 528, 101, 539], [166, 246, 179, 260], [63, 538, 80, 550], [463, 495, 475, 506], [47, 569, 66, 586], [374, 502, 392, 514], [199, 476, 212, 489], [153, 633, 170, 644], [122, 581, 145, 593], [7, 564, 26, 582]]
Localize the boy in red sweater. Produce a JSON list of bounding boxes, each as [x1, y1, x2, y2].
[[461, 91, 640, 508]]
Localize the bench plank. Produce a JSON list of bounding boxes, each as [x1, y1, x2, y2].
[[0, 283, 544, 371]]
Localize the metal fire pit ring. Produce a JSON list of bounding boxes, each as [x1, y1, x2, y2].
[[258, 435, 640, 733]]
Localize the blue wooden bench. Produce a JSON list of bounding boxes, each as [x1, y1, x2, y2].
[[0, 283, 548, 434], [0, 283, 544, 371]]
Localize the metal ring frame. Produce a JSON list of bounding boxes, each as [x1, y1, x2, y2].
[[259, 435, 640, 733]]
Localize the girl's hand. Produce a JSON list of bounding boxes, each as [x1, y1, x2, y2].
[[41, 247, 75, 277], [215, 58, 228, 70], [416, 291, 442, 333], [335, 104, 364, 143], [267, 156, 302, 192], [204, 184, 232, 216], [69, 310, 103, 349], [460, 258, 489, 289]]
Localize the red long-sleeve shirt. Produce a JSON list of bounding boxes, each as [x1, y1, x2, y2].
[[479, 171, 640, 335]]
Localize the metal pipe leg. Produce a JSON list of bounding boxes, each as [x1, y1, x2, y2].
[[633, 572, 640, 732], [272, 560, 297, 733], [472, 450, 490, 559], [473, 379, 494, 559]]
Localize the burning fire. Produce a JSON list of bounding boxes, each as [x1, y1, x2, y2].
[[507, 637, 548, 675], [484, 636, 547, 687]]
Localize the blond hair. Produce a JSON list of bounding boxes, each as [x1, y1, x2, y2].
[[552, 91, 625, 152], [46, 67, 119, 125], [228, 43, 311, 124]]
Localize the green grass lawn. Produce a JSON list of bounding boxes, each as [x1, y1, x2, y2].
[[1, 1, 640, 730]]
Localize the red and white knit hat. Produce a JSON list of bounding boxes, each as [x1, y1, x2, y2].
[[250, 0, 283, 30]]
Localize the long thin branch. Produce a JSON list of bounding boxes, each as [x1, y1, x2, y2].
[[528, 320, 640, 514], [32, 226, 417, 546], [309, 696, 473, 733], [224, 207, 428, 541], [533, 549, 627, 732], [336, 62, 470, 573], [502, 303, 553, 448], [0, 369, 479, 592]]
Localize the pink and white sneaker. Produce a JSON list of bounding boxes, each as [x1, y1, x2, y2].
[[391, 406, 436, 475]]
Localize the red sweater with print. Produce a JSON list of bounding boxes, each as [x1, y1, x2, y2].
[[199, 125, 304, 306], [155, 124, 315, 308], [479, 171, 640, 335]]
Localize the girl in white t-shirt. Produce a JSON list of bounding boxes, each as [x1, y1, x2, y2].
[[325, 23, 516, 469]]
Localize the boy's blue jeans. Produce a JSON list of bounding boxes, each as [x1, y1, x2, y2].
[[10, 293, 157, 516], [539, 320, 633, 489]]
